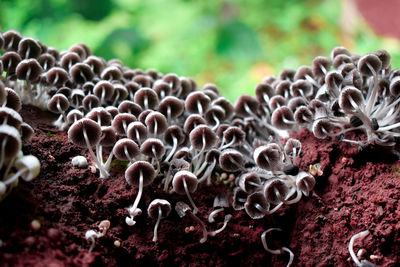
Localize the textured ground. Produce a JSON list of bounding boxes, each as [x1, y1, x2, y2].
[[0, 105, 399, 267]]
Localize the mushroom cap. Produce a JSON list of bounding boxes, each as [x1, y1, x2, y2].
[[330, 46, 351, 60], [219, 148, 244, 172], [232, 187, 247, 211], [66, 109, 84, 124], [263, 178, 289, 205], [68, 118, 101, 148], [312, 118, 341, 139], [16, 59, 43, 82], [357, 53, 382, 76], [153, 80, 172, 98], [84, 55, 105, 75], [93, 80, 115, 102], [185, 91, 211, 114], [125, 160, 155, 187], [234, 94, 259, 117], [105, 106, 119, 118], [18, 37, 42, 59], [284, 138, 302, 158], [278, 68, 296, 81], [204, 105, 225, 125], [173, 147, 192, 161], [183, 114, 206, 134], [113, 83, 129, 102], [212, 97, 234, 120], [0, 106, 23, 128], [82, 94, 100, 112], [113, 138, 140, 161], [172, 170, 198, 195], [20, 122, 34, 141], [69, 63, 94, 84], [287, 97, 307, 112], [189, 125, 217, 151], [147, 199, 171, 219], [47, 93, 70, 114], [294, 65, 313, 80], [3, 30, 23, 51], [205, 148, 220, 163], [325, 70, 343, 92], [133, 74, 153, 88], [253, 144, 282, 170], [389, 76, 400, 97], [163, 73, 181, 92], [134, 87, 159, 110], [86, 107, 112, 126], [127, 121, 148, 143], [312, 56, 332, 77], [245, 191, 269, 219], [290, 79, 312, 98], [38, 53, 56, 71], [2, 51, 22, 75], [0, 124, 21, 161], [338, 86, 364, 113], [158, 96, 184, 119], [99, 126, 117, 147], [223, 126, 245, 146], [239, 171, 261, 193], [140, 138, 165, 159], [296, 171, 316, 197], [112, 113, 137, 135], [271, 106, 295, 130], [343, 69, 363, 90], [275, 80, 292, 97], [118, 100, 142, 117], [60, 51, 81, 70], [374, 49, 391, 69], [268, 95, 287, 111], [164, 125, 185, 146], [255, 82, 274, 105], [138, 109, 153, 124], [145, 111, 168, 135], [14, 155, 40, 182], [46, 67, 70, 86]]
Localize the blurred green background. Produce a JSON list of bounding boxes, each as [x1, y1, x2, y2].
[[1, 0, 400, 101]]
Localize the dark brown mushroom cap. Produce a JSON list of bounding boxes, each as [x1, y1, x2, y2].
[[158, 96, 184, 119], [125, 160, 155, 187], [180, 77, 196, 98], [148, 199, 172, 219], [183, 114, 206, 134], [70, 89, 85, 107], [185, 91, 211, 114], [342, 69, 363, 90], [4, 88, 22, 111], [219, 148, 244, 172], [46, 67, 70, 86], [99, 126, 117, 147], [312, 56, 332, 77], [338, 86, 364, 113], [0, 106, 23, 128], [294, 65, 314, 80], [101, 65, 123, 81], [290, 79, 312, 98], [275, 80, 292, 97], [232, 187, 247, 211], [3, 30, 22, 51], [204, 105, 225, 124], [134, 87, 159, 110], [2, 51, 22, 75], [140, 138, 165, 159], [118, 100, 142, 117], [234, 94, 259, 117], [82, 94, 100, 112], [284, 138, 302, 157], [127, 121, 148, 143], [153, 81, 172, 99], [223, 126, 245, 146], [69, 63, 94, 84], [0, 124, 21, 161], [294, 106, 313, 124], [205, 148, 221, 163], [38, 53, 55, 71], [263, 178, 289, 205], [287, 97, 307, 112], [268, 95, 286, 111], [0, 81, 6, 106], [212, 97, 234, 119], [339, 62, 357, 77], [172, 170, 198, 195], [107, 58, 123, 68], [216, 123, 231, 139], [93, 81, 115, 102], [105, 106, 119, 118], [46, 47, 60, 60], [112, 113, 137, 135], [245, 191, 269, 219], [357, 54, 382, 76], [47, 93, 69, 114], [278, 68, 296, 81], [374, 49, 391, 69], [17, 37, 42, 59], [296, 171, 316, 197], [113, 83, 129, 102], [202, 83, 220, 95], [332, 54, 352, 69], [60, 52, 81, 70], [0, 31, 4, 50], [271, 106, 295, 130], [312, 118, 340, 139], [330, 46, 351, 60], [66, 109, 83, 124], [113, 138, 140, 161], [325, 70, 343, 92], [138, 109, 153, 124], [69, 43, 91, 60], [162, 73, 181, 92], [255, 82, 274, 104], [389, 76, 400, 96], [86, 107, 112, 126], [377, 78, 390, 97], [239, 172, 261, 193], [84, 55, 105, 75], [164, 125, 185, 146], [145, 111, 168, 135], [189, 125, 217, 151], [145, 69, 161, 80], [202, 89, 218, 101], [68, 118, 102, 148], [133, 74, 153, 88], [173, 147, 192, 161], [15, 58, 43, 82], [253, 144, 282, 170], [20, 122, 34, 141]]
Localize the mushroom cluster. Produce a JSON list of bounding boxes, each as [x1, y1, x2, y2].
[[2, 29, 397, 265]]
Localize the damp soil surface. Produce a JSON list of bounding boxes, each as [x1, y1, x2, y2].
[[0, 105, 399, 267]]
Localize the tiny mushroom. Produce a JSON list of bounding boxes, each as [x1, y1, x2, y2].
[[147, 199, 171, 242]]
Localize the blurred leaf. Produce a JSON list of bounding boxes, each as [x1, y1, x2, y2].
[[68, 0, 113, 21]]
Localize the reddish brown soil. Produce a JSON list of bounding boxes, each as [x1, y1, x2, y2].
[[0, 105, 399, 267]]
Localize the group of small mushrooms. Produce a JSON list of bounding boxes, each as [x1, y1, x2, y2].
[[1, 29, 395, 266]]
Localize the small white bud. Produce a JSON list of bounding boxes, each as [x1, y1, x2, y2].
[[71, 155, 88, 168]]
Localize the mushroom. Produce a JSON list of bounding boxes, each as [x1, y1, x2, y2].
[[348, 230, 375, 267], [175, 201, 208, 243], [261, 228, 294, 267], [172, 170, 199, 214], [3, 155, 40, 186], [147, 199, 171, 242], [85, 220, 110, 252]]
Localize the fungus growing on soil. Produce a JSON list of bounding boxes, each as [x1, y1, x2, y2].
[[175, 201, 208, 244], [147, 199, 171, 242], [261, 228, 294, 267], [348, 230, 375, 267], [85, 220, 111, 252], [172, 170, 199, 214]]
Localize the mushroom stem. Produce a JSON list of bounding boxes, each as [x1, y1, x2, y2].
[[187, 211, 208, 243], [208, 207, 224, 223], [183, 178, 198, 214], [83, 129, 109, 178], [129, 170, 144, 217], [349, 230, 370, 267], [164, 136, 178, 163], [0, 136, 8, 170], [209, 214, 232, 236], [152, 206, 162, 242], [261, 228, 294, 267], [3, 168, 26, 185]]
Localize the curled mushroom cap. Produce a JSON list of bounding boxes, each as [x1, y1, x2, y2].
[[296, 171, 316, 197], [338, 86, 364, 113], [14, 155, 41, 182], [245, 191, 269, 219], [69, 63, 94, 84], [134, 87, 159, 110], [219, 149, 244, 172], [94, 81, 115, 103], [312, 118, 342, 139], [153, 81, 172, 99], [118, 100, 142, 117], [68, 118, 101, 148], [20, 122, 34, 141], [271, 106, 295, 130], [357, 53, 382, 76], [47, 94, 69, 114], [253, 144, 282, 171], [2, 51, 22, 76], [389, 76, 400, 97], [232, 187, 247, 211], [172, 170, 198, 195], [46, 67, 70, 86], [234, 94, 259, 117], [374, 49, 391, 69], [158, 96, 184, 120], [112, 113, 137, 136], [127, 121, 148, 143], [4, 88, 22, 112], [17, 37, 42, 59], [212, 97, 234, 120], [0, 106, 23, 128], [140, 138, 165, 159], [113, 138, 140, 161], [185, 91, 211, 114], [101, 65, 122, 81], [189, 125, 217, 151], [163, 73, 181, 92], [145, 111, 168, 136], [67, 109, 84, 124], [3, 30, 23, 51], [0, 124, 22, 164], [294, 65, 313, 80], [16, 59, 43, 82], [255, 82, 274, 104], [148, 199, 172, 219], [239, 172, 261, 193], [86, 107, 112, 126], [125, 160, 155, 187], [263, 178, 289, 205], [183, 114, 206, 134], [312, 56, 332, 77]]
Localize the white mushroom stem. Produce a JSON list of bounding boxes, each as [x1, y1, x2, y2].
[[183, 178, 198, 214], [349, 230, 370, 267], [152, 206, 162, 242], [261, 228, 294, 267], [209, 214, 232, 237], [208, 207, 224, 223], [187, 211, 208, 243], [164, 136, 178, 163], [197, 159, 217, 185], [128, 170, 144, 219], [0, 136, 8, 170], [83, 129, 109, 179]]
